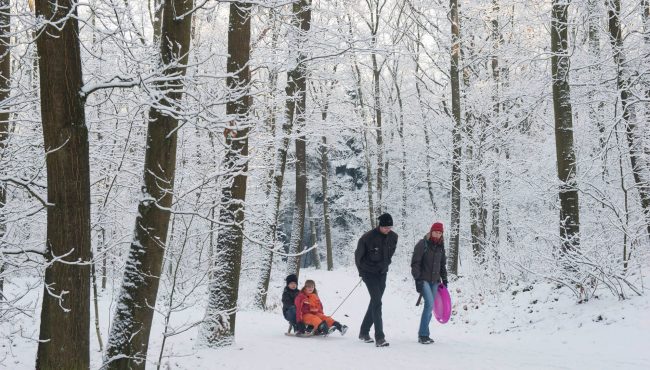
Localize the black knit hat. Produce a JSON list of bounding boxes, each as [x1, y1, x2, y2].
[[378, 213, 393, 227], [285, 274, 298, 285]]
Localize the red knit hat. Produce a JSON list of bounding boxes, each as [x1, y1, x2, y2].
[[430, 222, 444, 233]]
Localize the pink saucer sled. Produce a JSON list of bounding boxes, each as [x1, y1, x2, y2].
[[433, 284, 451, 324]]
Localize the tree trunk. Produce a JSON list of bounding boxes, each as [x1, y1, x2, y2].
[[307, 194, 320, 269], [104, 0, 193, 367], [587, 0, 607, 180], [373, 57, 384, 217], [0, 0, 9, 295], [34, 0, 91, 367], [490, 0, 503, 261], [320, 133, 334, 271], [644, 0, 650, 169], [286, 0, 311, 276], [462, 36, 486, 263], [551, 0, 580, 253], [413, 36, 437, 212], [368, 1, 385, 217], [606, 0, 650, 241], [352, 60, 376, 228], [255, 8, 283, 310], [200, 1, 252, 347], [317, 68, 336, 271], [390, 66, 408, 228], [448, 0, 462, 275]]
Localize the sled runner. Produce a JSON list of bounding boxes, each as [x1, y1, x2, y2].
[[284, 324, 336, 337]]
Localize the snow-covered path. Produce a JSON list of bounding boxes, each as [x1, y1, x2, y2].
[[3, 268, 648, 369], [173, 268, 650, 370]]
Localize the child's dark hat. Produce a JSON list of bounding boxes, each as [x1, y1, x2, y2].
[[285, 274, 298, 284]]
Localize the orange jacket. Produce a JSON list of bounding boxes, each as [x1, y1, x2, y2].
[[294, 292, 324, 323]]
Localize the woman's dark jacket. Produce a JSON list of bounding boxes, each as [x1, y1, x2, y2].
[[411, 233, 448, 283]]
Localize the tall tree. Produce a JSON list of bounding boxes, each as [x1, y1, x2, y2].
[[311, 67, 337, 271], [352, 58, 376, 228], [462, 34, 487, 263], [365, 0, 388, 216], [411, 26, 437, 213], [586, 0, 607, 180], [490, 0, 502, 254], [606, 0, 650, 241], [201, 1, 252, 346], [0, 0, 10, 294], [104, 0, 193, 367], [645, 0, 650, 150], [34, 0, 91, 367], [286, 0, 311, 275], [448, 0, 462, 275], [255, 8, 286, 310], [551, 0, 580, 252]]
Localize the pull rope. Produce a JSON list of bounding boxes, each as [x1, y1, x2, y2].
[[329, 278, 363, 317]]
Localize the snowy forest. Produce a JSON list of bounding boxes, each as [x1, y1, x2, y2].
[[0, 0, 649, 368]]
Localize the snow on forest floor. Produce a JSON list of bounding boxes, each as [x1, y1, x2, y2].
[[2, 267, 649, 369]]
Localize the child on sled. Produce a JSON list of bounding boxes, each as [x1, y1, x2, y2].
[[295, 279, 348, 336], [282, 274, 306, 334]]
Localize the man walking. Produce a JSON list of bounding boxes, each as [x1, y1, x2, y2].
[[355, 213, 398, 347]]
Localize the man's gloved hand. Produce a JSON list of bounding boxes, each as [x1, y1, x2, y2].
[[415, 279, 423, 293]]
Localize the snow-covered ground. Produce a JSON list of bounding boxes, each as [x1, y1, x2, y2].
[[2, 267, 649, 369]]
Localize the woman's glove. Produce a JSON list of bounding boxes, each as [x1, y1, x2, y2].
[[415, 280, 424, 293]]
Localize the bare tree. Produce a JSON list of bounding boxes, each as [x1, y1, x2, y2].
[[605, 0, 650, 241], [255, 7, 285, 310], [448, 0, 462, 275], [201, 1, 252, 347], [104, 0, 193, 367], [364, 0, 388, 216], [34, 0, 91, 367], [310, 66, 337, 271], [286, 0, 312, 276], [586, 0, 607, 180], [489, 0, 502, 256], [0, 0, 9, 294], [551, 0, 580, 252]]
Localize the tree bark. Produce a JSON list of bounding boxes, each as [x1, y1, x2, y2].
[[104, 0, 193, 367], [320, 133, 334, 271], [352, 60, 376, 228], [286, 0, 311, 276], [462, 35, 487, 263], [413, 34, 437, 212], [255, 8, 284, 310], [448, 0, 462, 275], [490, 0, 504, 261], [201, 1, 252, 347], [587, 0, 607, 180], [316, 68, 336, 271], [34, 0, 91, 367], [368, 1, 386, 217], [0, 0, 9, 295], [306, 194, 320, 269], [551, 0, 580, 252], [389, 64, 408, 228], [606, 0, 650, 241]]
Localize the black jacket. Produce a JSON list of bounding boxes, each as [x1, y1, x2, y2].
[[282, 287, 299, 313], [411, 233, 448, 283], [355, 227, 398, 276]]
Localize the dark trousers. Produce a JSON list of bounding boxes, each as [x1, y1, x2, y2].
[[283, 306, 296, 327], [360, 273, 387, 340]]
